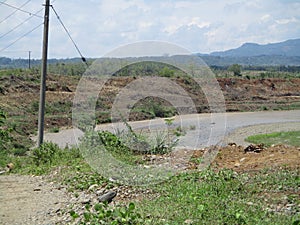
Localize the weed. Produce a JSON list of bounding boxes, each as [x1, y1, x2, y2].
[[189, 125, 196, 130], [31, 142, 60, 166], [137, 169, 299, 224], [71, 202, 147, 224], [49, 127, 60, 133]]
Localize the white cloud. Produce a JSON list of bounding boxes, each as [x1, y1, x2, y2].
[[260, 14, 271, 22], [0, 0, 299, 58], [276, 17, 298, 25]]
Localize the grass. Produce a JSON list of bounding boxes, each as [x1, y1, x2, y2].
[[136, 169, 300, 224], [245, 130, 300, 147], [2, 134, 299, 224]]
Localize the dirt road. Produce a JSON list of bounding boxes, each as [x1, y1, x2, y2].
[[39, 110, 300, 149], [0, 175, 69, 225]]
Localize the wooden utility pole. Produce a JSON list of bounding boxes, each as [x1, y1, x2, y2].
[[37, 0, 50, 147]]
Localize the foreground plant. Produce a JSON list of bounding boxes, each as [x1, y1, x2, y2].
[[70, 202, 147, 225]]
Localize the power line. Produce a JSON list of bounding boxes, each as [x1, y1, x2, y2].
[[0, 8, 43, 39], [0, 0, 31, 24], [0, 0, 8, 5], [0, 22, 43, 53], [0, 1, 43, 18], [51, 5, 88, 65]]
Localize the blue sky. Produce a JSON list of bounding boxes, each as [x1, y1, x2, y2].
[[0, 0, 300, 58]]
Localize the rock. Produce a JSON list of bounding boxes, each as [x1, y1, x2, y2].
[[6, 163, 14, 171], [234, 162, 241, 167], [244, 144, 264, 153], [228, 142, 237, 147], [98, 191, 117, 203], [184, 219, 193, 224]]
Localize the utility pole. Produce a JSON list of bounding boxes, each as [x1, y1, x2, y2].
[[28, 51, 31, 69], [37, 0, 50, 147]]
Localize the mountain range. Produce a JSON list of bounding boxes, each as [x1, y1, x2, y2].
[[1, 39, 300, 68], [209, 38, 300, 57]]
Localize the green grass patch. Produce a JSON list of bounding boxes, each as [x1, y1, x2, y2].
[[136, 169, 300, 224], [245, 130, 300, 147]]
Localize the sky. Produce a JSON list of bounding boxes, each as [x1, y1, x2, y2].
[[0, 0, 300, 59]]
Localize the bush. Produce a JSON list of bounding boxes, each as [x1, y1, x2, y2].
[[32, 142, 61, 166]]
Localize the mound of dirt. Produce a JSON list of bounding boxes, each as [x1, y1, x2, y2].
[[191, 144, 300, 172]]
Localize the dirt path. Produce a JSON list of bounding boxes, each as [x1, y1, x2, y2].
[[0, 175, 69, 225], [36, 110, 300, 149]]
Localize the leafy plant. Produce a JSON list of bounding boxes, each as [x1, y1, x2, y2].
[[148, 118, 179, 155], [72, 202, 146, 224], [31, 142, 61, 166]]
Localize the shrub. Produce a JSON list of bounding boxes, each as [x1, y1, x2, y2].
[[32, 142, 61, 166]]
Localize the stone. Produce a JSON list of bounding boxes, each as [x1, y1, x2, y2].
[[234, 162, 241, 167], [98, 191, 117, 203], [6, 163, 14, 171]]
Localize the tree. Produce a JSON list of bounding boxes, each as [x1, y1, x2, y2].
[[228, 64, 242, 76]]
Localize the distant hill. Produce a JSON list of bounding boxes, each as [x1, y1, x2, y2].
[[200, 55, 300, 66], [210, 39, 300, 57], [1, 39, 300, 68]]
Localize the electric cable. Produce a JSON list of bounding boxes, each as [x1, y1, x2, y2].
[[0, 0, 31, 24], [0, 22, 43, 53], [0, 0, 8, 5], [51, 5, 88, 66], [0, 1, 43, 18], [0, 8, 43, 39]]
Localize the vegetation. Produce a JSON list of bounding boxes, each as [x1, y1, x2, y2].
[[137, 169, 300, 224], [79, 118, 179, 165], [131, 97, 177, 119], [3, 140, 299, 224], [245, 130, 300, 147], [228, 64, 242, 76], [0, 61, 300, 223], [0, 112, 299, 224], [71, 202, 145, 224], [0, 109, 12, 167]]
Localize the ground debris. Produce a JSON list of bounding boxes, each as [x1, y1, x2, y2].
[[244, 143, 265, 153]]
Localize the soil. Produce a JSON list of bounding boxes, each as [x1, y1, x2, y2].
[[0, 72, 299, 224], [1, 73, 300, 134], [190, 144, 300, 172], [1, 142, 299, 224], [0, 175, 70, 225]]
